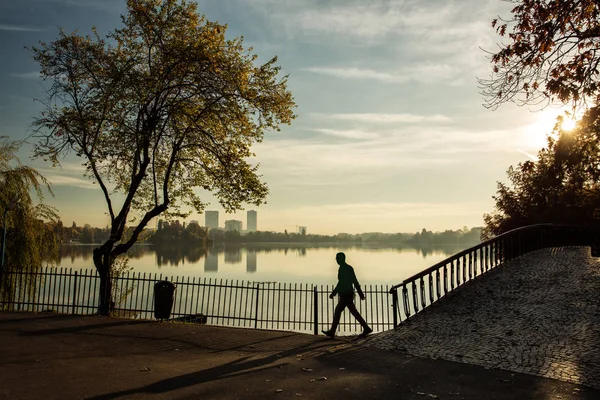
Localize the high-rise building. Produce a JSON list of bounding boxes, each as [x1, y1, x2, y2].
[[247, 210, 257, 232], [224, 219, 243, 232], [205, 211, 219, 229], [298, 226, 307, 235]]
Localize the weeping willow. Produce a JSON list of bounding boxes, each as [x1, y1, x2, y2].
[[0, 137, 59, 309]]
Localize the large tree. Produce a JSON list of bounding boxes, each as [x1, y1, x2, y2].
[[483, 107, 600, 238], [480, 0, 600, 111], [31, 0, 296, 315], [0, 138, 59, 306]]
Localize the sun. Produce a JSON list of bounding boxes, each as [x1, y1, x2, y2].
[[561, 118, 577, 131], [525, 108, 577, 150]]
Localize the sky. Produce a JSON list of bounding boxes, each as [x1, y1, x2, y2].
[[0, 0, 573, 235]]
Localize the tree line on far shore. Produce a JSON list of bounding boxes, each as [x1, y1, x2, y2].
[[55, 219, 483, 247]]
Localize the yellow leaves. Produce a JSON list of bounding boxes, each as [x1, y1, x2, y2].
[[32, 0, 294, 224]]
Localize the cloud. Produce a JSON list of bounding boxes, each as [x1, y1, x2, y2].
[[52, 0, 124, 12], [255, 125, 519, 183], [517, 149, 539, 162], [288, 5, 403, 40], [311, 128, 378, 139], [9, 72, 40, 80], [50, 162, 88, 173], [250, 0, 511, 80], [43, 173, 97, 190], [252, 0, 466, 40], [39, 163, 98, 189], [250, 0, 508, 42], [0, 24, 44, 32], [312, 113, 451, 124], [305, 64, 461, 85]]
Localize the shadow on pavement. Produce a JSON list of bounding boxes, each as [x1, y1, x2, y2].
[[20, 318, 150, 336], [85, 340, 330, 400], [0, 312, 80, 324]]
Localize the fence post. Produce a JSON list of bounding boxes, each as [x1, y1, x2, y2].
[[313, 286, 318, 335], [72, 271, 78, 314], [391, 288, 398, 328], [254, 282, 260, 329]]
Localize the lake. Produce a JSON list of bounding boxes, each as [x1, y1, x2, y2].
[[56, 242, 474, 286]]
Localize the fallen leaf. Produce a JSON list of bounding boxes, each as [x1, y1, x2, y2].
[[416, 392, 439, 399]]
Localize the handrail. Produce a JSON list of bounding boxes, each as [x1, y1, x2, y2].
[[388, 223, 598, 328], [391, 223, 593, 291]]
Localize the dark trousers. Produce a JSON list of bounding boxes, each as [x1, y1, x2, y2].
[[329, 293, 369, 332]]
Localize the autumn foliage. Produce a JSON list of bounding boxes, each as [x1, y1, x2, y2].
[[480, 0, 600, 110]]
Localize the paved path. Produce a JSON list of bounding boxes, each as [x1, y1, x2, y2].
[[1, 312, 599, 399], [366, 247, 600, 389]]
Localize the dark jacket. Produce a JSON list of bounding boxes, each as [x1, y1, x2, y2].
[[332, 263, 364, 298]]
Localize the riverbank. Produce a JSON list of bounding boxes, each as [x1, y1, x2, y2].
[[1, 312, 597, 399]]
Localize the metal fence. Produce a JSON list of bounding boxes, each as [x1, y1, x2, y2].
[[0, 267, 394, 335]]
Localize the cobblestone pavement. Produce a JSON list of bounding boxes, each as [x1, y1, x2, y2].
[[365, 246, 600, 390]]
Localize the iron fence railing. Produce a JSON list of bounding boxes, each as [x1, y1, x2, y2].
[[388, 223, 598, 328], [0, 267, 394, 335]]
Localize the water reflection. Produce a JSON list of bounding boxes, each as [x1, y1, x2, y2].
[[247, 250, 257, 273], [224, 247, 242, 264], [154, 245, 206, 267], [58, 242, 470, 269], [58, 244, 152, 267], [204, 249, 218, 272]]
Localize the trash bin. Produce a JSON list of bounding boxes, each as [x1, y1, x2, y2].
[[154, 280, 176, 320], [592, 236, 600, 257]]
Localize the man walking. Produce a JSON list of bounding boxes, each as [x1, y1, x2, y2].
[[322, 252, 372, 338]]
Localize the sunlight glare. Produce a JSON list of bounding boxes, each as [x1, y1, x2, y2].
[[525, 108, 574, 150], [561, 118, 576, 131]]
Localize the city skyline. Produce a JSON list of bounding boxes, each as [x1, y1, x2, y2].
[[66, 214, 480, 236], [0, 0, 570, 235]]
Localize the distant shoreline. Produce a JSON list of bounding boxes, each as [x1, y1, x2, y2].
[[60, 241, 477, 247]]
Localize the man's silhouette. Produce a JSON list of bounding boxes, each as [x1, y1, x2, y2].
[[322, 252, 372, 338]]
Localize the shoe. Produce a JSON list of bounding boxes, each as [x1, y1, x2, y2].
[[360, 327, 373, 337], [321, 329, 335, 338]]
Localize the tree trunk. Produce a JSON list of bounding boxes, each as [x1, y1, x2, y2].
[[98, 271, 112, 316], [93, 244, 114, 316]]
